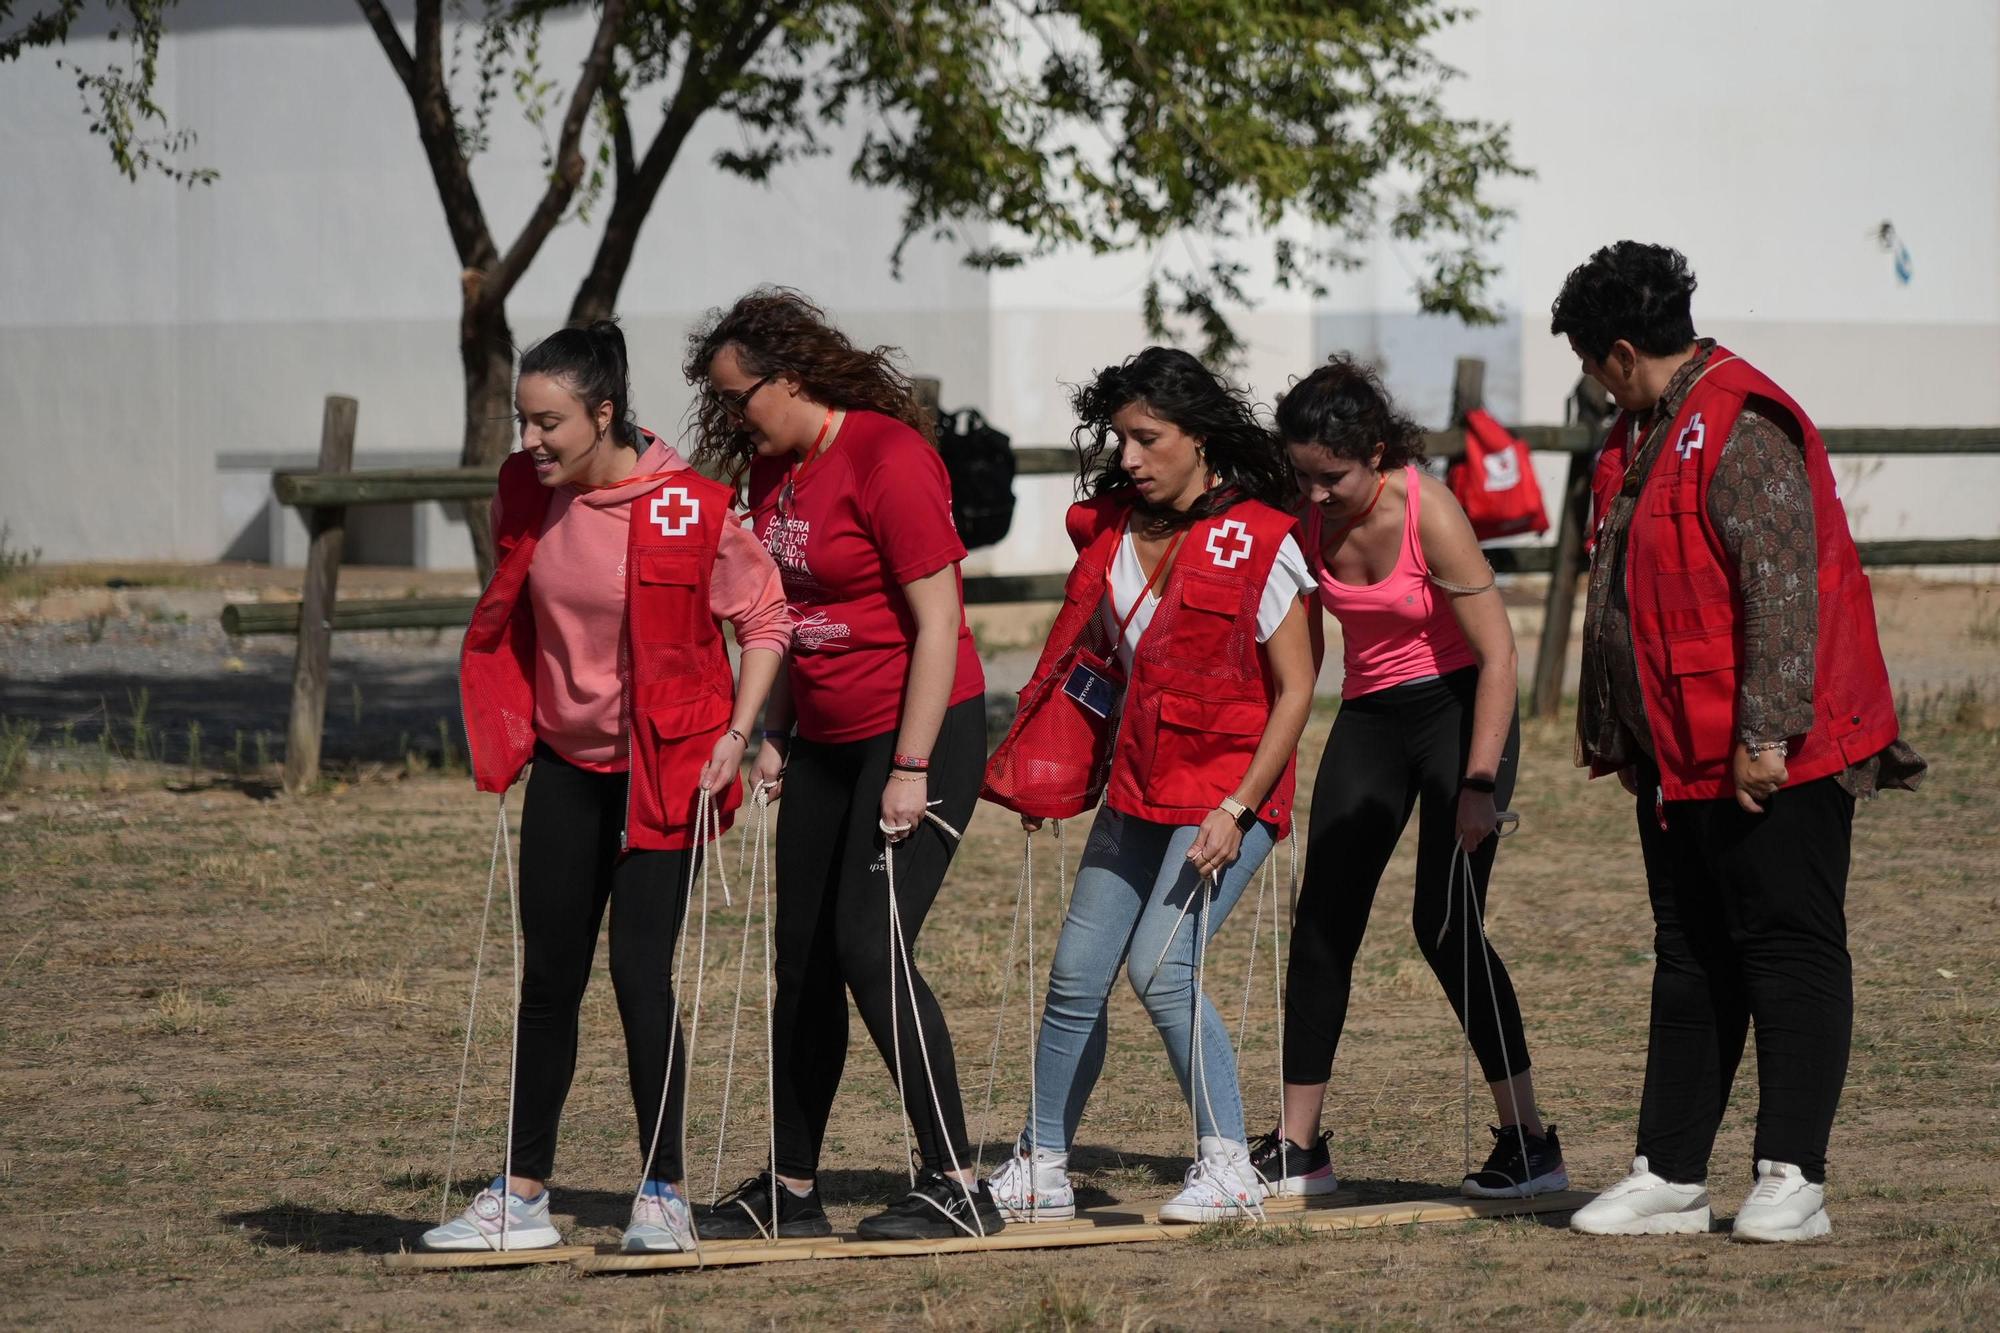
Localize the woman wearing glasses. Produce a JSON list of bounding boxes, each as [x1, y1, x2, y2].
[[682, 288, 1001, 1241]]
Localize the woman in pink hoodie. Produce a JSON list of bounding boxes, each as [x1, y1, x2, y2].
[[434, 321, 791, 1256]]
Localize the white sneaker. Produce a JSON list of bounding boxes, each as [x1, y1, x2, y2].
[[1569, 1157, 1712, 1236], [1157, 1137, 1266, 1224], [622, 1183, 697, 1253], [986, 1143, 1076, 1221], [420, 1177, 564, 1251], [1731, 1159, 1831, 1243]]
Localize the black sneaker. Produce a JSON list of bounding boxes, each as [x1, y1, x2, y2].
[[1249, 1127, 1340, 1197], [1462, 1124, 1570, 1199], [695, 1171, 833, 1239], [855, 1169, 1006, 1240]]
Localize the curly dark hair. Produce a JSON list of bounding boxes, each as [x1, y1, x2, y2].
[[1550, 241, 1699, 362], [683, 287, 935, 487], [1070, 346, 1290, 537], [1274, 354, 1425, 470]]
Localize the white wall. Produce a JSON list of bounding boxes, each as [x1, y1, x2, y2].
[[2, 0, 1995, 570]]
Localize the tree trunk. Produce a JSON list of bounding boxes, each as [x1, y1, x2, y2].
[[459, 284, 515, 583]]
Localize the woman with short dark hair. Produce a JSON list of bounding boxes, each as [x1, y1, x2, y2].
[[1257, 354, 1568, 1203]]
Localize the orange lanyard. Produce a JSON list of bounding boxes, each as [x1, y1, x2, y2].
[[1111, 526, 1186, 637]]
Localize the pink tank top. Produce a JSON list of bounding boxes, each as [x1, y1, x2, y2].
[[1307, 464, 1477, 699]]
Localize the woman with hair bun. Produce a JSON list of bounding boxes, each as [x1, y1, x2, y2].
[[431, 320, 791, 1255], [982, 346, 1317, 1225], [684, 288, 1001, 1241], [1254, 355, 1567, 1202]]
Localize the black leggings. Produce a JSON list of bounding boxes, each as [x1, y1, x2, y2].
[[1634, 770, 1855, 1184], [510, 744, 696, 1183], [1284, 668, 1533, 1086], [769, 696, 985, 1179]]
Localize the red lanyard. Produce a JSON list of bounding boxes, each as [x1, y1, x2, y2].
[[1111, 526, 1186, 637], [1320, 471, 1389, 552], [777, 407, 839, 516], [571, 469, 681, 494]]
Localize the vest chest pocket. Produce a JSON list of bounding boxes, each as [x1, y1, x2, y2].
[[1158, 571, 1247, 668], [635, 550, 705, 642], [1148, 689, 1264, 811]]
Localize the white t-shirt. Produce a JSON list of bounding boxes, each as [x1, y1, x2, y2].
[[1098, 529, 1315, 676]]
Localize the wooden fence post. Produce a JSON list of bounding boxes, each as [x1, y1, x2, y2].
[[1528, 378, 1614, 719], [282, 395, 358, 795]]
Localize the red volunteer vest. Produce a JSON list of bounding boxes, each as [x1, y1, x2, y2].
[[1017, 494, 1300, 836], [460, 441, 741, 850], [1610, 349, 1900, 801]]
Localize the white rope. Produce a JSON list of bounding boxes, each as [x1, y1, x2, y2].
[[498, 797, 522, 1249], [1437, 811, 1528, 1186], [1235, 854, 1275, 1057], [1184, 867, 1262, 1222], [633, 786, 727, 1259], [880, 804, 988, 1236], [709, 784, 776, 1207], [439, 795, 507, 1226], [974, 828, 1031, 1175]]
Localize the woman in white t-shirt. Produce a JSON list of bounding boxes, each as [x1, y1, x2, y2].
[[983, 347, 1316, 1223]]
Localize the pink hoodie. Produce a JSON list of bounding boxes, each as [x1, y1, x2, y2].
[[496, 437, 791, 772]]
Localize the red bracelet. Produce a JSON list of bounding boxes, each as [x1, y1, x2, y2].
[[892, 752, 930, 772]]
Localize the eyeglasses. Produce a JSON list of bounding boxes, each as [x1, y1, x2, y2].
[[711, 373, 776, 424]]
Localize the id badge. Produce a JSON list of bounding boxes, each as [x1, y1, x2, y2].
[[1062, 660, 1122, 720]]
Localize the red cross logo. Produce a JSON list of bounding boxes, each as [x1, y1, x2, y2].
[[1206, 518, 1252, 569], [1675, 412, 1706, 461], [651, 487, 699, 537]]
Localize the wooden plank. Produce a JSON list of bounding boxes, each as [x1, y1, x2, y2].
[[1450, 357, 1486, 428], [1820, 427, 2000, 455], [567, 1189, 1593, 1275], [1857, 538, 2000, 566], [274, 466, 497, 508], [223, 597, 479, 636], [383, 1244, 597, 1272], [1012, 446, 1074, 476], [281, 396, 357, 796], [963, 572, 1068, 604]]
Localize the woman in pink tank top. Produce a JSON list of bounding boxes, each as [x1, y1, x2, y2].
[[1240, 355, 1570, 1206]]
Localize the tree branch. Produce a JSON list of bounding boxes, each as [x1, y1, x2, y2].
[[352, 0, 415, 93], [488, 0, 628, 301]]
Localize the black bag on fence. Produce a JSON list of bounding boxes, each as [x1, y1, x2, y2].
[[938, 407, 1016, 550]]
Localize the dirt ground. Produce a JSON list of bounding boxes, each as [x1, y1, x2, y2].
[[2, 569, 1998, 1329]]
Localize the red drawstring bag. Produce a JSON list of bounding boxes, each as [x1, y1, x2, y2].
[[980, 643, 1120, 820], [1448, 408, 1549, 541], [983, 524, 1176, 820]]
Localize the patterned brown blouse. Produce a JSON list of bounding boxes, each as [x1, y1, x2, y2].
[[1577, 341, 1925, 798]]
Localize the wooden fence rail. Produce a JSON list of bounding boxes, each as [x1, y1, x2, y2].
[[246, 385, 2000, 791]]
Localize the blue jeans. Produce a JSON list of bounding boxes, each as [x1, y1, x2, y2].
[[1024, 806, 1275, 1152]]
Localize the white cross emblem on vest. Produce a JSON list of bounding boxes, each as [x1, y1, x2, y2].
[[651, 487, 699, 537], [1675, 412, 1707, 461], [1206, 518, 1252, 569]]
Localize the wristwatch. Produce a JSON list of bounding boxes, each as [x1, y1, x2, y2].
[[1217, 796, 1258, 832]]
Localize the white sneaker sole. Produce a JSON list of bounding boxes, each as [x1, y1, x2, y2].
[[621, 1231, 692, 1253], [1570, 1202, 1712, 1236], [1462, 1166, 1572, 1200], [1158, 1200, 1261, 1223], [996, 1201, 1078, 1222], [1262, 1166, 1341, 1198], [421, 1223, 564, 1252], [1732, 1206, 1831, 1243]]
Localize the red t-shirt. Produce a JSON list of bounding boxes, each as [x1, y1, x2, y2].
[[748, 410, 985, 743]]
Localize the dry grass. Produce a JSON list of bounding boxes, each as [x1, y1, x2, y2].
[[1, 701, 1997, 1329]]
